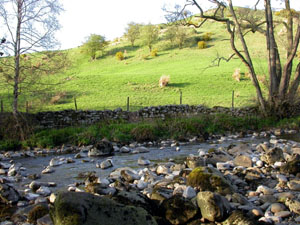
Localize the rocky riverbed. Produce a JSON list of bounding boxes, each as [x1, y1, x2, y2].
[[0, 129, 300, 225]]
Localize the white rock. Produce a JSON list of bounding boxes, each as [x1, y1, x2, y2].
[[216, 162, 231, 170], [97, 178, 110, 187], [257, 185, 275, 195], [36, 186, 51, 196], [198, 149, 206, 157], [256, 160, 264, 168], [183, 186, 196, 199], [132, 147, 149, 154], [25, 193, 40, 201], [99, 159, 113, 169], [137, 180, 148, 190], [120, 146, 131, 153], [276, 174, 287, 183], [273, 161, 284, 168], [42, 166, 54, 174], [156, 165, 170, 175], [49, 193, 56, 203], [175, 147, 180, 151], [138, 157, 150, 166], [49, 158, 61, 167]]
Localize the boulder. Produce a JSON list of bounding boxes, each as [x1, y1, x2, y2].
[[50, 191, 157, 225], [221, 210, 261, 225], [187, 167, 235, 195], [0, 183, 20, 204], [88, 139, 114, 157], [234, 155, 252, 168], [280, 154, 300, 175], [261, 147, 284, 165], [160, 195, 198, 225], [185, 156, 206, 169], [196, 191, 231, 222]]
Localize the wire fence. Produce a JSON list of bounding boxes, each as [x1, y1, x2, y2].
[[0, 90, 256, 113]]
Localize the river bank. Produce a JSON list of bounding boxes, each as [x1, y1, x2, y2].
[[0, 129, 300, 224]]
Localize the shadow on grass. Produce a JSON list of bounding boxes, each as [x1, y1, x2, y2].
[[168, 82, 191, 88]]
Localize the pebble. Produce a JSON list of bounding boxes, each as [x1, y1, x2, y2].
[[270, 203, 286, 213], [138, 157, 150, 166], [183, 186, 196, 199]]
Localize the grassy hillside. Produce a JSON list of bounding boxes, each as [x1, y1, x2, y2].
[[0, 18, 289, 112]]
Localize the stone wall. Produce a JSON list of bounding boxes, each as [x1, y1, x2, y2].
[[32, 105, 259, 128]]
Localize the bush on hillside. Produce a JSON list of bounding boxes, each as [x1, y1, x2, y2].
[[202, 32, 213, 41], [116, 51, 124, 61], [150, 49, 158, 57], [198, 41, 206, 49]]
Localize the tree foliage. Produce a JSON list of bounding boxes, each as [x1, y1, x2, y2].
[[124, 22, 140, 46], [166, 0, 300, 117], [0, 0, 64, 114], [82, 34, 108, 60], [141, 24, 159, 52]]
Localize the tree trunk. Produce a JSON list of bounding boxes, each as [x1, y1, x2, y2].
[[13, 0, 22, 115], [228, 0, 267, 115]]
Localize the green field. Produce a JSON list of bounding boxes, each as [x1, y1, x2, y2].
[[0, 20, 285, 112]]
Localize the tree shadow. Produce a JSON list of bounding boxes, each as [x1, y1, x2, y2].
[[168, 82, 191, 88]]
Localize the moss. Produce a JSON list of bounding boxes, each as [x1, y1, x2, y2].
[[208, 148, 216, 153], [187, 167, 233, 195], [27, 205, 49, 224]]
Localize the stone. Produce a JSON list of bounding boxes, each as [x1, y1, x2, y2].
[[270, 203, 286, 213], [256, 185, 275, 195], [42, 166, 54, 174], [274, 211, 291, 218], [285, 198, 300, 214], [182, 186, 196, 199], [0, 183, 20, 204], [234, 155, 252, 168], [49, 158, 61, 167], [156, 165, 170, 175], [99, 159, 113, 169], [161, 195, 198, 225], [187, 167, 235, 195], [287, 179, 300, 191], [120, 169, 140, 182], [132, 147, 149, 154], [280, 154, 300, 175], [138, 157, 150, 166], [37, 214, 53, 225], [50, 191, 157, 225], [222, 210, 260, 225], [88, 139, 114, 157], [185, 156, 206, 169], [120, 146, 131, 153], [261, 147, 284, 165], [197, 191, 231, 222], [36, 186, 51, 197]]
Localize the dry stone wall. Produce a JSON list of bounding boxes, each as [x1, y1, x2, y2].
[[33, 105, 258, 128]]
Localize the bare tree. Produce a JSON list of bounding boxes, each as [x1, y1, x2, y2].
[[0, 0, 63, 115], [166, 0, 300, 117]]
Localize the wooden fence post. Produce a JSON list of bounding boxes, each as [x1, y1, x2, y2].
[[26, 101, 29, 113], [232, 90, 235, 112], [127, 97, 130, 111], [0, 100, 3, 113], [74, 97, 78, 111], [180, 91, 182, 105]]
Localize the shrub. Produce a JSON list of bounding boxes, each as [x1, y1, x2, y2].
[[159, 75, 170, 87], [131, 125, 156, 142], [202, 32, 212, 41], [115, 51, 124, 61], [198, 41, 206, 49], [150, 48, 158, 57], [232, 68, 241, 82]]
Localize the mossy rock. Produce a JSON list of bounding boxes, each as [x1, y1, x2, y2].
[[222, 210, 264, 225], [27, 205, 49, 224], [160, 195, 199, 224], [187, 167, 235, 195], [280, 154, 300, 175], [50, 191, 157, 225]]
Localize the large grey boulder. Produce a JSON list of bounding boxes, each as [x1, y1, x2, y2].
[[196, 191, 231, 222], [50, 191, 157, 225], [0, 183, 20, 204], [88, 139, 114, 157]]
